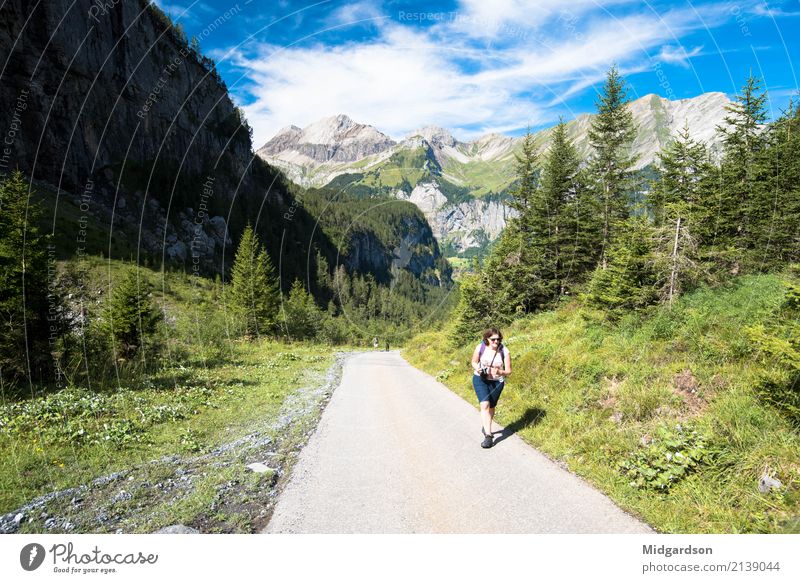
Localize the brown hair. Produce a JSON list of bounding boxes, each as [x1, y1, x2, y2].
[[482, 327, 503, 345]]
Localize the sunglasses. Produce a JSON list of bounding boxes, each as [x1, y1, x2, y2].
[[488, 337, 500, 342]]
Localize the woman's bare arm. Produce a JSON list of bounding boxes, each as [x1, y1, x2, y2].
[[471, 344, 481, 372], [501, 350, 512, 377]]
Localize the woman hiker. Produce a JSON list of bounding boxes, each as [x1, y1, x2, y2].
[[471, 327, 512, 448]]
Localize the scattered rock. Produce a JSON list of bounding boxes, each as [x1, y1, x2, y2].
[[112, 490, 132, 504], [93, 472, 125, 487], [759, 473, 783, 493], [0, 353, 348, 535]]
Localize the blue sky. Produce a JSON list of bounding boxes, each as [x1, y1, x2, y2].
[[153, 0, 800, 145]]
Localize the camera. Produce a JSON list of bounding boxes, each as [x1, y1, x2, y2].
[[479, 367, 490, 380]]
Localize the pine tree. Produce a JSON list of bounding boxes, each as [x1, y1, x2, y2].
[[230, 225, 280, 338], [509, 130, 539, 218], [760, 98, 800, 266], [648, 122, 713, 300], [103, 267, 161, 360], [0, 171, 54, 383], [569, 167, 603, 282], [587, 65, 638, 267], [715, 74, 769, 271], [469, 256, 481, 273], [482, 128, 551, 314], [332, 264, 351, 309], [650, 215, 702, 305], [283, 279, 322, 340], [538, 119, 591, 296], [585, 216, 658, 316], [481, 218, 543, 315], [314, 248, 331, 304], [450, 272, 494, 346], [650, 122, 713, 226]]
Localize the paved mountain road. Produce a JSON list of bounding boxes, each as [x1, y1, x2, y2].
[[263, 351, 653, 534]]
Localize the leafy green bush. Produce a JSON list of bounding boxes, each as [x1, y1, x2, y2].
[[174, 301, 238, 365], [618, 424, 710, 492], [747, 281, 800, 423], [179, 428, 203, 453], [0, 384, 221, 446], [754, 372, 800, 427], [97, 419, 145, 446], [436, 367, 455, 381]]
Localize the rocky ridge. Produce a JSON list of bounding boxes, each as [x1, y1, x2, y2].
[[258, 92, 732, 254]]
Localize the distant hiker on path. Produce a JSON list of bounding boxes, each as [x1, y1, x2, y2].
[[373, 337, 379, 350], [471, 327, 512, 448]]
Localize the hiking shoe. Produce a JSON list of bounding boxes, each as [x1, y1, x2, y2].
[[481, 434, 494, 448]]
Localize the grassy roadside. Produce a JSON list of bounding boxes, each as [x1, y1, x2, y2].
[[1, 340, 349, 532], [0, 255, 374, 532], [402, 273, 800, 533]]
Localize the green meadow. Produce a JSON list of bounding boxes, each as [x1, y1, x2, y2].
[[403, 273, 800, 533]]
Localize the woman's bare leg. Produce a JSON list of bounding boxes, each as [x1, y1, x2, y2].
[[480, 401, 492, 435]]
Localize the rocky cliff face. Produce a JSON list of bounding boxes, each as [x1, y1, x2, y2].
[[0, 0, 327, 287], [395, 181, 516, 254]]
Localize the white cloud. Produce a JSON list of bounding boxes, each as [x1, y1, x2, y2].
[[224, 1, 737, 145], [752, 2, 800, 18], [235, 26, 539, 143], [446, 0, 640, 40], [327, 1, 385, 26], [657, 44, 703, 67]]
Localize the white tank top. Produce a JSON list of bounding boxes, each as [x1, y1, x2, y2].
[[475, 344, 507, 382]]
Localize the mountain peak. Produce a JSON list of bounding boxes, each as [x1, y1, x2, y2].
[[408, 126, 457, 147], [301, 114, 359, 144], [259, 90, 733, 190], [257, 114, 396, 179], [275, 124, 302, 136]]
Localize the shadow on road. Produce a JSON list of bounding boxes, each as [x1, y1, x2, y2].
[[493, 407, 546, 445]]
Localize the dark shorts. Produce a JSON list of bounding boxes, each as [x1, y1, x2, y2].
[[472, 375, 505, 408]]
